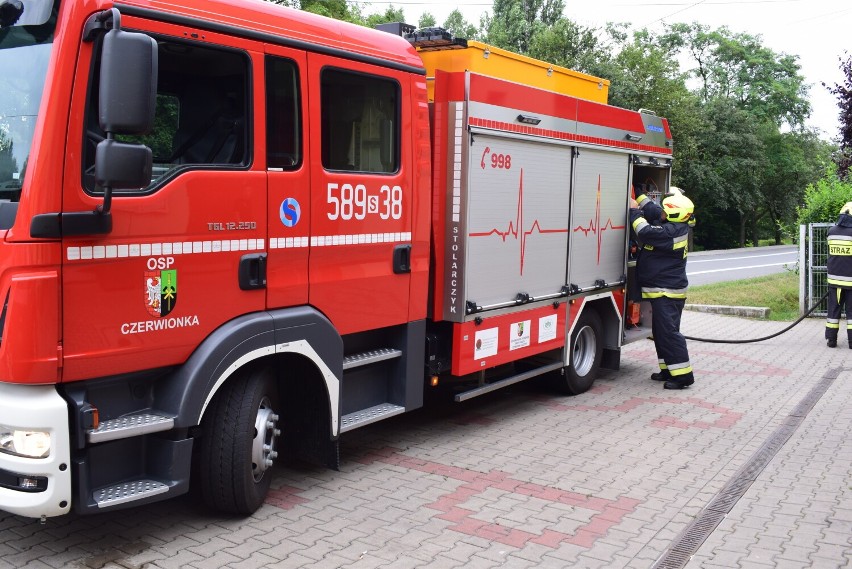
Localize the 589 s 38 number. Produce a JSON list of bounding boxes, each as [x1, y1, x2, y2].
[[327, 183, 403, 221]]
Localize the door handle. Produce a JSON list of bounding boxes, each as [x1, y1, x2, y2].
[[238, 253, 267, 290], [393, 244, 411, 274]]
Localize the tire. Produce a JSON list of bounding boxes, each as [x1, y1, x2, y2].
[[199, 367, 280, 515], [556, 308, 603, 395]]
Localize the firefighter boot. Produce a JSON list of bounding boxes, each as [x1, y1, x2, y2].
[[827, 337, 837, 348], [663, 373, 694, 390], [651, 370, 671, 381]]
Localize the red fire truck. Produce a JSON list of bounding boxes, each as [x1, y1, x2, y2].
[[0, 0, 673, 520]]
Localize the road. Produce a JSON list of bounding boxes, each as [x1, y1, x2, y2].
[[686, 244, 798, 287]]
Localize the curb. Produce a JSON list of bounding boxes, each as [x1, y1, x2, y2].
[[685, 304, 770, 319]]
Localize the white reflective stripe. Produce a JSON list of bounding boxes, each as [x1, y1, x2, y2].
[[827, 318, 840, 324], [672, 234, 688, 244], [642, 287, 688, 296], [310, 232, 411, 247], [828, 235, 852, 243], [68, 239, 265, 261], [668, 361, 692, 371], [270, 237, 310, 249], [67, 232, 413, 260], [633, 219, 649, 233], [827, 274, 852, 284]]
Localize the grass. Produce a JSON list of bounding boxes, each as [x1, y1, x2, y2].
[[687, 271, 800, 321]]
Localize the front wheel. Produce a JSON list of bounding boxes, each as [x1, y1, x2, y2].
[[199, 367, 280, 514], [554, 309, 603, 395]]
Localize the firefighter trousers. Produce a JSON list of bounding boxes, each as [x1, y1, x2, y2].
[[825, 286, 852, 344], [649, 296, 694, 381]]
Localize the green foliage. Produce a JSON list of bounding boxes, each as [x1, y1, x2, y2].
[[441, 9, 479, 40], [823, 52, 852, 179], [483, 0, 565, 54], [796, 165, 852, 225], [364, 7, 407, 29], [417, 12, 436, 29], [526, 18, 605, 74]]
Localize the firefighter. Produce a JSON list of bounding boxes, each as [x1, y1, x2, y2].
[[629, 190, 695, 389], [825, 201, 852, 348]]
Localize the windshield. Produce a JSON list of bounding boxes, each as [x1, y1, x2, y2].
[[0, 0, 58, 201]]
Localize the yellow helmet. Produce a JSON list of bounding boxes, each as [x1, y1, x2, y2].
[[662, 193, 694, 223], [841, 202, 852, 215]]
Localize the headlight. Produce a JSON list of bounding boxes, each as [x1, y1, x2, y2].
[[0, 426, 51, 458]]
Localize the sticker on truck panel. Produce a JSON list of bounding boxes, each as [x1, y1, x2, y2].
[[474, 327, 499, 359], [326, 183, 403, 221], [509, 320, 531, 351], [145, 269, 177, 318], [280, 197, 301, 228]]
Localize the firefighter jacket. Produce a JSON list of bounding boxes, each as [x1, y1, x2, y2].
[[827, 212, 852, 289], [629, 195, 689, 299]]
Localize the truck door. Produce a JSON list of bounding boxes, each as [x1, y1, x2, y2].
[[568, 149, 631, 289], [61, 26, 267, 380], [264, 46, 310, 308], [305, 54, 413, 335]]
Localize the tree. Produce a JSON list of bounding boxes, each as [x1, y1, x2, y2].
[[824, 52, 852, 180], [526, 17, 607, 74], [441, 9, 478, 40], [665, 23, 811, 131], [797, 164, 852, 225], [417, 12, 436, 29], [364, 6, 406, 29], [483, 0, 564, 54]]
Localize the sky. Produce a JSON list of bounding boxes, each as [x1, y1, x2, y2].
[[364, 0, 849, 141]]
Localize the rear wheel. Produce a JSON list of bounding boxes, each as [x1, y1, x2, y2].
[[199, 367, 280, 514], [555, 309, 603, 395]]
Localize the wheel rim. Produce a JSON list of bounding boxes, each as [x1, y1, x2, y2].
[[572, 325, 597, 377], [251, 396, 279, 482]]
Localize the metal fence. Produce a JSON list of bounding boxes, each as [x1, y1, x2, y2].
[[799, 223, 832, 317]]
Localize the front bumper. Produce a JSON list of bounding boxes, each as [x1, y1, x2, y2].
[[0, 383, 71, 518]]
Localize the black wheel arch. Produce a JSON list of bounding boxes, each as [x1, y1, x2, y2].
[[157, 305, 342, 430]]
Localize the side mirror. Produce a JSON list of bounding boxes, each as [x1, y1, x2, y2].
[[95, 139, 152, 190], [99, 29, 158, 134]]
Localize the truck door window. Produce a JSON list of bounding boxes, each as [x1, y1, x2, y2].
[[266, 56, 301, 170], [320, 69, 399, 174], [82, 36, 251, 193]]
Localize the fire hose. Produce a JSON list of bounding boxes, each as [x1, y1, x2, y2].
[[683, 291, 830, 344]]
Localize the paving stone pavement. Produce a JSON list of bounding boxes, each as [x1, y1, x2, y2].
[[0, 311, 849, 569]]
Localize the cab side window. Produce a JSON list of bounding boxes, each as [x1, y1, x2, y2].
[[320, 69, 399, 173], [266, 56, 301, 170], [83, 36, 251, 193]]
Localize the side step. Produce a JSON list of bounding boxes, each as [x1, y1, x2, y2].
[[343, 348, 402, 370], [454, 361, 564, 402], [93, 479, 170, 508], [340, 403, 405, 433], [87, 412, 175, 443]]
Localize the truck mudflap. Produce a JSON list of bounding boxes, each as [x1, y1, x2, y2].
[[0, 383, 71, 519]]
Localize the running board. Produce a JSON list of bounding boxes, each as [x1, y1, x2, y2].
[[343, 348, 402, 371], [340, 403, 405, 433], [87, 412, 175, 443], [93, 479, 170, 508], [454, 362, 564, 402]]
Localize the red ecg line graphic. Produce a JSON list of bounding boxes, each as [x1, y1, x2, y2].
[[468, 168, 569, 275], [572, 175, 626, 264]]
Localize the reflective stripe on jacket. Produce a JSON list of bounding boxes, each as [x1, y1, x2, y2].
[[827, 213, 852, 289], [630, 196, 690, 299]]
